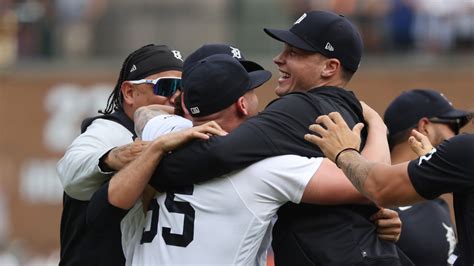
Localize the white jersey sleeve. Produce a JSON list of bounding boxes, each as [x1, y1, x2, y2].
[[233, 155, 323, 208], [57, 119, 134, 200], [141, 115, 192, 141]]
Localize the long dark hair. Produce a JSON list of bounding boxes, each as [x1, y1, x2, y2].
[[100, 44, 155, 114]]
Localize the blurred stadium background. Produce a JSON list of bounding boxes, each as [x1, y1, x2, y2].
[[0, 0, 473, 264]]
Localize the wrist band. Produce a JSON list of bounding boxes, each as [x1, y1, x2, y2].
[[335, 147, 360, 168]]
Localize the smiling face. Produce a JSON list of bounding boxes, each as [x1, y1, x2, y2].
[[272, 44, 329, 96]]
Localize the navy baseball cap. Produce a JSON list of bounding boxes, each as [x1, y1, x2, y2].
[[184, 43, 264, 73], [384, 89, 473, 137], [183, 54, 272, 117], [264, 10, 363, 72]]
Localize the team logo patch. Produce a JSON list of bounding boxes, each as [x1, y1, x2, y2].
[[172, 50, 183, 61], [230, 46, 242, 59], [325, 42, 334, 51], [190, 107, 200, 114]]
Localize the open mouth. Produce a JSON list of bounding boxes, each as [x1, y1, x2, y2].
[[278, 70, 290, 82]]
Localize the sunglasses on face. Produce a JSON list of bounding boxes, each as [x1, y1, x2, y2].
[[128, 77, 182, 97], [428, 117, 461, 135]]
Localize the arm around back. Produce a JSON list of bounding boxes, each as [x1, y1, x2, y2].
[[301, 103, 389, 205], [149, 119, 279, 190], [149, 94, 331, 190], [301, 158, 371, 205]]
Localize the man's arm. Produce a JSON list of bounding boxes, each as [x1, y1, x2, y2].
[[301, 102, 389, 205], [57, 119, 148, 200], [337, 153, 425, 207], [359, 101, 390, 164], [304, 112, 425, 207], [149, 95, 332, 190], [86, 120, 226, 230], [109, 121, 226, 209], [107, 138, 166, 209], [301, 158, 369, 204]]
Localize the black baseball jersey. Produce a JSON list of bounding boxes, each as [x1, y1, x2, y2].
[[59, 110, 134, 266], [151, 86, 412, 265], [395, 198, 457, 266], [408, 134, 474, 266]]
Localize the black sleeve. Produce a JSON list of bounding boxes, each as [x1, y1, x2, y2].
[[86, 181, 128, 229], [408, 134, 474, 200], [149, 94, 328, 190]]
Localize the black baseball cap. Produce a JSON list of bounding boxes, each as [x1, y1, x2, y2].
[[125, 44, 183, 80], [183, 54, 272, 117], [384, 89, 473, 137], [184, 43, 264, 73], [264, 10, 363, 72]]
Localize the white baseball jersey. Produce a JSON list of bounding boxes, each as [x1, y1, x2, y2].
[[121, 115, 323, 265], [57, 118, 134, 200]]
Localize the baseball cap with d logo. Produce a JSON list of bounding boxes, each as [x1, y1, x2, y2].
[[184, 43, 265, 73], [183, 54, 271, 117], [264, 10, 363, 72]]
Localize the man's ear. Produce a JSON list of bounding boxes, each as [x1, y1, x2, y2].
[[235, 96, 248, 116], [121, 82, 135, 105], [321, 58, 340, 78], [417, 118, 430, 135]]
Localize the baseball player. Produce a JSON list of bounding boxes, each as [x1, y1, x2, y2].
[[305, 111, 474, 266], [56, 44, 184, 265], [384, 89, 471, 265]]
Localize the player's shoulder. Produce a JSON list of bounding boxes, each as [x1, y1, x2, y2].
[[87, 118, 132, 135], [436, 134, 474, 160], [142, 114, 192, 141], [70, 118, 135, 148], [444, 133, 474, 148], [265, 91, 318, 109]]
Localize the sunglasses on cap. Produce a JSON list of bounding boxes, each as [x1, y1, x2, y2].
[[428, 117, 461, 135], [129, 77, 182, 97]]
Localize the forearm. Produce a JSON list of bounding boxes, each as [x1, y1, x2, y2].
[[361, 118, 390, 164], [108, 144, 165, 209], [303, 178, 372, 205], [337, 151, 379, 204], [337, 151, 420, 207], [302, 159, 371, 205]]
